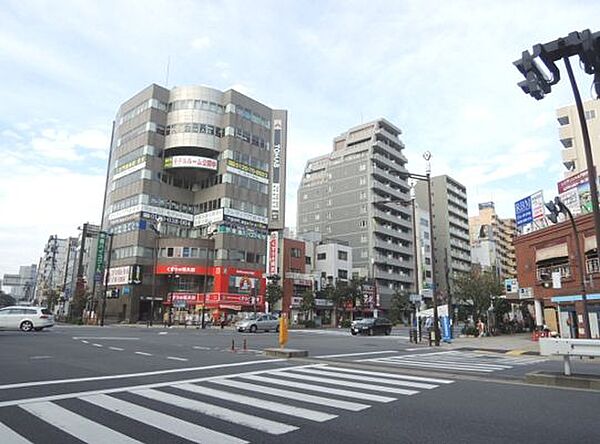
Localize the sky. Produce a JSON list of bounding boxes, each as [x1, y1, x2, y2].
[[1, 0, 599, 279]]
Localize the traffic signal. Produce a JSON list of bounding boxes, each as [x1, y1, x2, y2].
[[514, 50, 552, 100]]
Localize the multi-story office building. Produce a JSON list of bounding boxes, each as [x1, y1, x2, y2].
[[2, 265, 37, 302], [469, 202, 517, 280], [102, 84, 287, 322], [558, 99, 600, 177], [297, 119, 414, 309], [415, 175, 470, 301]]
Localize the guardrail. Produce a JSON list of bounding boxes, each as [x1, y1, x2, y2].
[[539, 338, 600, 375]]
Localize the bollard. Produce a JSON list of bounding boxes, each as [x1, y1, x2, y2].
[[231, 339, 235, 352], [243, 338, 247, 351]]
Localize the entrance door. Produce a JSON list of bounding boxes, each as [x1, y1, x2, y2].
[[559, 311, 571, 338]]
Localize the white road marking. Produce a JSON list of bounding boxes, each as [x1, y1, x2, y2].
[[314, 350, 398, 358], [29, 356, 52, 360], [134, 352, 152, 356], [290, 368, 438, 390], [80, 340, 89, 344], [240, 375, 397, 403], [166, 356, 188, 361], [0, 363, 312, 408], [273, 371, 419, 395], [176, 383, 337, 422], [158, 332, 168, 335], [92, 344, 103, 348], [21, 401, 143, 444], [0, 422, 33, 444], [73, 337, 140, 340], [82, 394, 247, 444], [405, 348, 422, 351], [315, 365, 454, 384], [363, 358, 496, 372], [109, 347, 124, 351], [193, 346, 211, 350], [211, 379, 370, 411], [0, 359, 284, 391], [133, 388, 297, 435]]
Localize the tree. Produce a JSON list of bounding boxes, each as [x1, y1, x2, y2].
[[454, 269, 504, 322], [265, 281, 282, 313], [389, 289, 411, 324], [0, 292, 16, 308], [299, 290, 315, 321]]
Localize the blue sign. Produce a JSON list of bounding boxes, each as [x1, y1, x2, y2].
[[514, 196, 533, 228], [441, 316, 452, 343]]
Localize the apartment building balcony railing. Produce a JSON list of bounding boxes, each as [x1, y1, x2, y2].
[[536, 264, 572, 281], [586, 257, 600, 274]]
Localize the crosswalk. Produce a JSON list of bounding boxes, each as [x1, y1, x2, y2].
[[0, 364, 453, 443], [358, 350, 547, 373]]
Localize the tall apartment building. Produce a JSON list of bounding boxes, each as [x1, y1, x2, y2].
[[102, 84, 286, 322], [469, 202, 517, 279], [415, 175, 470, 300], [297, 119, 414, 309], [558, 99, 600, 177], [34, 236, 76, 306]]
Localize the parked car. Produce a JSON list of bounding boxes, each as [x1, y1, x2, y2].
[[350, 317, 392, 336], [0, 306, 54, 332], [237, 313, 280, 333]]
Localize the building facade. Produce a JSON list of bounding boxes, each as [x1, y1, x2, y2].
[[469, 202, 517, 280], [514, 212, 600, 339], [2, 265, 37, 302], [415, 175, 470, 301], [297, 119, 414, 309], [558, 99, 600, 177], [102, 84, 287, 322], [34, 236, 75, 307]]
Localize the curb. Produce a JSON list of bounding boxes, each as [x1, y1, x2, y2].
[[525, 371, 600, 390], [456, 347, 540, 356]]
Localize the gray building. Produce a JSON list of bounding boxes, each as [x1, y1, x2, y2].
[[297, 119, 414, 309], [2, 264, 37, 302], [415, 175, 470, 301], [102, 84, 287, 322]]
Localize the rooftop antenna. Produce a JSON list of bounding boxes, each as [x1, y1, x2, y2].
[[165, 56, 171, 87]]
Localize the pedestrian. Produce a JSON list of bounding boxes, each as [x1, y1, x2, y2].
[[193, 311, 200, 329], [168, 309, 173, 328], [185, 311, 191, 329], [162, 310, 169, 328], [477, 318, 485, 337]]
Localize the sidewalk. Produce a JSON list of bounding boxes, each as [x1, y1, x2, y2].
[[406, 332, 542, 355]]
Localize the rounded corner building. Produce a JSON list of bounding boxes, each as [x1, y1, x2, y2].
[[101, 84, 287, 323]]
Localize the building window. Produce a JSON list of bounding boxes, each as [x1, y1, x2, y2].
[[360, 191, 367, 200], [338, 269, 348, 279], [361, 235, 367, 243], [317, 253, 326, 260], [291, 248, 302, 258], [425, 271, 432, 278], [359, 164, 366, 171], [360, 204, 367, 214], [303, 194, 308, 200], [359, 220, 367, 228], [585, 109, 596, 120], [361, 250, 368, 258], [359, 177, 366, 185], [305, 256, 312, 265], [315, 214, 320, 221], [425, 257, 431, 265], [338, 251, 348, 261], [327, 199, 332, 206]]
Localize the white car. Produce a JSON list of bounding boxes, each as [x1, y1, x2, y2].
[[236, 313, 280, 333], [0, 306, 54, 332]]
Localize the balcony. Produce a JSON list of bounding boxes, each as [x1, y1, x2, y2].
[[586, 257, 600, 274], [374, 223, 412, 242], [536, 264, 571, 281], [371, 180, 409, 202]]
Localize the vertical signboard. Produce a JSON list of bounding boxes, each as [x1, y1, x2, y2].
[[557, 170, 599, 217], [94, 232, 107, 282], [269, 111, 287, 229], [266, 231, 279, 276]]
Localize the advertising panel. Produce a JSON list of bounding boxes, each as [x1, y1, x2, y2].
[[266, 231, 278, 276], [107, 266, 131, 286], [515, 190, 548, 235], [155, 265, 209, 275], [557, 170, 599, 217], [109, 204, 193, 222], [226, 159, 269, 184], [193, 209, 224, 227], [164, 156, 217, 170], [223, 208, 268, 225]]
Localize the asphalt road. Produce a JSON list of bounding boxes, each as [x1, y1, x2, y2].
[[1, 325, 599, 443]]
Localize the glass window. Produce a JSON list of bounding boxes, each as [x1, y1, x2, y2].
[[317, 253, 326, 260], [338, 251, 348, 261]]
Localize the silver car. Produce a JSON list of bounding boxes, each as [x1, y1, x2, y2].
[[237, 313, 280, 333], [0, 306, 54, 332]]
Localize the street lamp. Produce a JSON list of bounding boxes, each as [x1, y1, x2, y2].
[[150, 217, 163, 327], [201, 224, 217, 329], [545, 196, 591, 338], [372, 151, 440, 345]]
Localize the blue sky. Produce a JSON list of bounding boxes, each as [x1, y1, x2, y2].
[[1, 0, 599, 277]]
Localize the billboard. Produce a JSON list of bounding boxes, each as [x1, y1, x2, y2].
[[269, 111, 287, 229], [266, 231, 279, 276], [164, 156, 217, 170], [557, 170, 598, 218], [514, 190, 548, 235]]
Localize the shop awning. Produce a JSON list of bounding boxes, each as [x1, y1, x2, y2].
[[535, 243, 568, 262], [584, 236, 597, 253]]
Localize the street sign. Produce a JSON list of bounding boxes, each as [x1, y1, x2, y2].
[[410, 294, 422, 303], [552, 271, 562, 289]]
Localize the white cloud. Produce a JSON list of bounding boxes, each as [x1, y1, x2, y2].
[[191, 36, 211, 50]]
